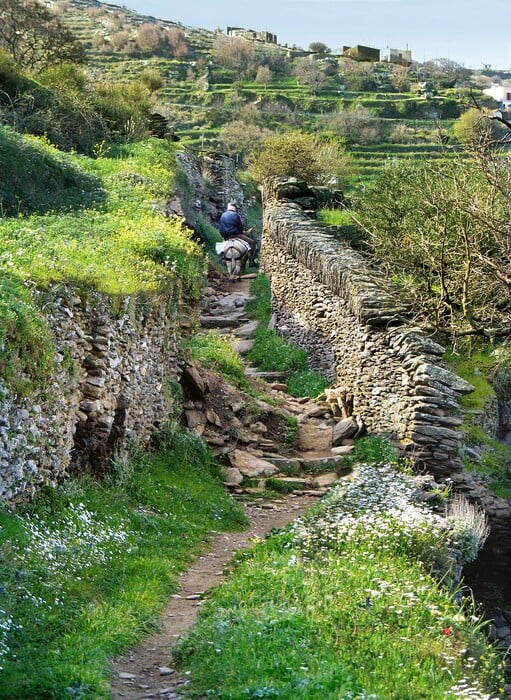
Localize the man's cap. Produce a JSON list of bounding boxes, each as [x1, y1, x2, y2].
[[227, 202, 237, 211]]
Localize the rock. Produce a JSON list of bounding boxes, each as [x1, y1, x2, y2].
[[158, 667, 175, 676], [230, 338, 255, 354], [205, 408, 222, 427], [234, 320, 259, 338], [311, 472, 339, 488], [228, 449, 279, 477], [184, 410, 206, 431], [331, 444, 355, 456], [270, 382, 288, 392], [332, 417, 359, 446], [181, 363, 205, 397], [222, 467, 244, 486], [119, 672, 137, 680], [298, 421, 332, 451]]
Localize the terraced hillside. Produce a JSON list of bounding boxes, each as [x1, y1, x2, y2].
[[55, 0, 495, 183]]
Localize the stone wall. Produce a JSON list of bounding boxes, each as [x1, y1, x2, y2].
[[261, 178, 474, 479], [0, 287, 183, 503], [261, 178, 511, 579]]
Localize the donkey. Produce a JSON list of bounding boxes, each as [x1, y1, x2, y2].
[[221, 237, 253, 279]]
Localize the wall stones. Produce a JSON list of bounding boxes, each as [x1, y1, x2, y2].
[[0, 287, 183, 504], [261, 178, 473, 479]]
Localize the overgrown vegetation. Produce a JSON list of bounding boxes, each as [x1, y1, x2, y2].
[[173, 462, 502, 699], [244, 275, 329, 398], [446, 347, 511, 499], [0, 426, 246, 699], [0, 131, 205, 395], [185, 330, 248, 389]]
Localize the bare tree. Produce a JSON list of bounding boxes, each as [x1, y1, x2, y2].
[[293, 56, 327, 95], [0, 0, 85, 71]]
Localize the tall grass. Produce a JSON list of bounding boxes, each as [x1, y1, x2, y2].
[[0, 427, 246, 699]]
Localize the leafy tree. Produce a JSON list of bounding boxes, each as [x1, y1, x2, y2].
[[353, 146, 511, 339], [452, 107, 507, 145], [249, 130, 351, 186], [0, 0, 85, 71], [140, 68, 165, 92], [309, 42, 330, 54]]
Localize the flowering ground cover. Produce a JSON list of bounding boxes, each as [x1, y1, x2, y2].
[[0, 429, 246, 698], [173, 455, 504, 700]]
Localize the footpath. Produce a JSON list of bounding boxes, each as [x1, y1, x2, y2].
[[110, 269, 358, 699]]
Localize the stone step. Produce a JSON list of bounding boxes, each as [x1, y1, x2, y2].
[[245, 369, 289, 380], [268, 476, 313, 486], [200, 314, 248, 328], [263, 454, 349, 475]]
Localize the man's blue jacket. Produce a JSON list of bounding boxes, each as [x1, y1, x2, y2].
[[219, 210, 244, 239]]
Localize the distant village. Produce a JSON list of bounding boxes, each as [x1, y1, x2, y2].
[[225, 26, 413, 66]]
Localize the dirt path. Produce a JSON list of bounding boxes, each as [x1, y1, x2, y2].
[[110, 494, 318, 699], [110, 270, 332, 698]]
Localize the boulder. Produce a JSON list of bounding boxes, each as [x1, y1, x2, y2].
[[222, 467, 244, 486], [228, 449, 279, 477], [298, 421, 332, 451], [332, 417, 359, 446]]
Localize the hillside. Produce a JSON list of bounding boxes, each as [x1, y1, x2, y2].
[[51, 0, 499, 184]]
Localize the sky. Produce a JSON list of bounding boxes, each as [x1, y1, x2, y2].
[[121, 0, 511, 71]]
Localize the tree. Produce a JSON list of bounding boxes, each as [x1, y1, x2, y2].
[[212, 36, 256, 77], [452, 107, 507, 146], [0, 0, 85, 71], [255, 65, 272, 90], [218, 120, 272, 162], [309, 42, 330, 54], [293, 56, 327, 95], [353, 146, 511, 339], [136, 24, 164, 53], [322, 105, 381, 145], [166, 28, 189, 59], [249, 130, 352, 186]]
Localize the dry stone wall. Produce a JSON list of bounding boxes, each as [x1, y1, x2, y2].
[[0, 287, 183, 503], [261, 178, 474, 479]]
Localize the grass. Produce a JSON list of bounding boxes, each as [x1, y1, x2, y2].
[[0, 426, 247, 699], [445, 347, 511, 498], [0, 127, 104, 216], [0, 131, 206, 395], [173, 462, 503, 699], [244, 275, 329, 395], [185, 330, 249, 389]]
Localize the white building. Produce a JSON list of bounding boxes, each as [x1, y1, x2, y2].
[[483, 84, 511, 109]]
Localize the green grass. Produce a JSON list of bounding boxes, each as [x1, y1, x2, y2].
[[173, 463, 503, 699], [244, 275, 329, 393], [185, 330, 249, 388], [285, 370, 329, 398], [0, 126, 104, 216], [445, 347, 511, 498], [0, 427, 247, 699], [0, 132, 206, 395]]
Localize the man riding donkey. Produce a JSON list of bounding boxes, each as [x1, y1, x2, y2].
[[218, 202, 258, 268]]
